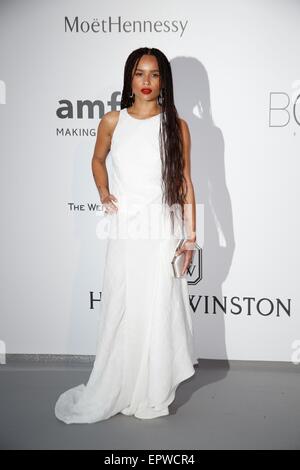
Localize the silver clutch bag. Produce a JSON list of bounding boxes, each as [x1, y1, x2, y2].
[[171, 238, 201, 278]]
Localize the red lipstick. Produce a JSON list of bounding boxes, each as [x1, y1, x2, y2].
[[141, 88, 152, 94]]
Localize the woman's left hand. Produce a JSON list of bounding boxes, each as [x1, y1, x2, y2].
[[176, 239, 197, 276]]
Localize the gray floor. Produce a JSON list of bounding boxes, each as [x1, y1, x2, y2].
[[0, 357, 299, 450]]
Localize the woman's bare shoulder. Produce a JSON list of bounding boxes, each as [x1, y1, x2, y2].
[[99, 110, 120, 136], [178, 117, 190, 140], [178, 116, 188, 128]]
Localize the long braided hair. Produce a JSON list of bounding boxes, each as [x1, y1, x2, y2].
[[120, 47, 187, 235]]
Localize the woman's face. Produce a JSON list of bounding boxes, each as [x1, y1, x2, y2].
[[131, 54, 161, 102]]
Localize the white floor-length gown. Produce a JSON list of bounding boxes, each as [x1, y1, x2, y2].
[[54, 107, 198, 423]]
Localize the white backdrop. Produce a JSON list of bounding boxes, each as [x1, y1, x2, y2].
[[1, 0, 299, 362]]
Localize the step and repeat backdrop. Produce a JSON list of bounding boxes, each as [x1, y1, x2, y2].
[[1, 0, 299, 363]]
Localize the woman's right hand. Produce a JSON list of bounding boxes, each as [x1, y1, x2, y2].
[[101, 193, 118, 214]]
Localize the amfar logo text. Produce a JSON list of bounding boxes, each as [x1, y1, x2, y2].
[[56, 97, 120, 136], [56, 98, 120, 119], [64, 16, 188, 38]]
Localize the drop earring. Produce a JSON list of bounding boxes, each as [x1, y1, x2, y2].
[[157, 88, 165, 106], [129, 90, 135, 103]]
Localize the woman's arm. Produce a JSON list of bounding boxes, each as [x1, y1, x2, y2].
[[91, 112, 118, 212], [91, 114, 112, 202], [177, 118, 197, 275], [179, 118, 196, 243]]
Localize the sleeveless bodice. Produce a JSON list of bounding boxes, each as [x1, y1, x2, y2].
[[106, 107, 183, 241], [109, 107, 163, 206]]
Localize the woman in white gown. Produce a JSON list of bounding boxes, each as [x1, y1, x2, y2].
[[54, 47, 198, 423]]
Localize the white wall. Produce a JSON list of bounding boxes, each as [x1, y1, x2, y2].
[[0, 0, 299, 362]]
